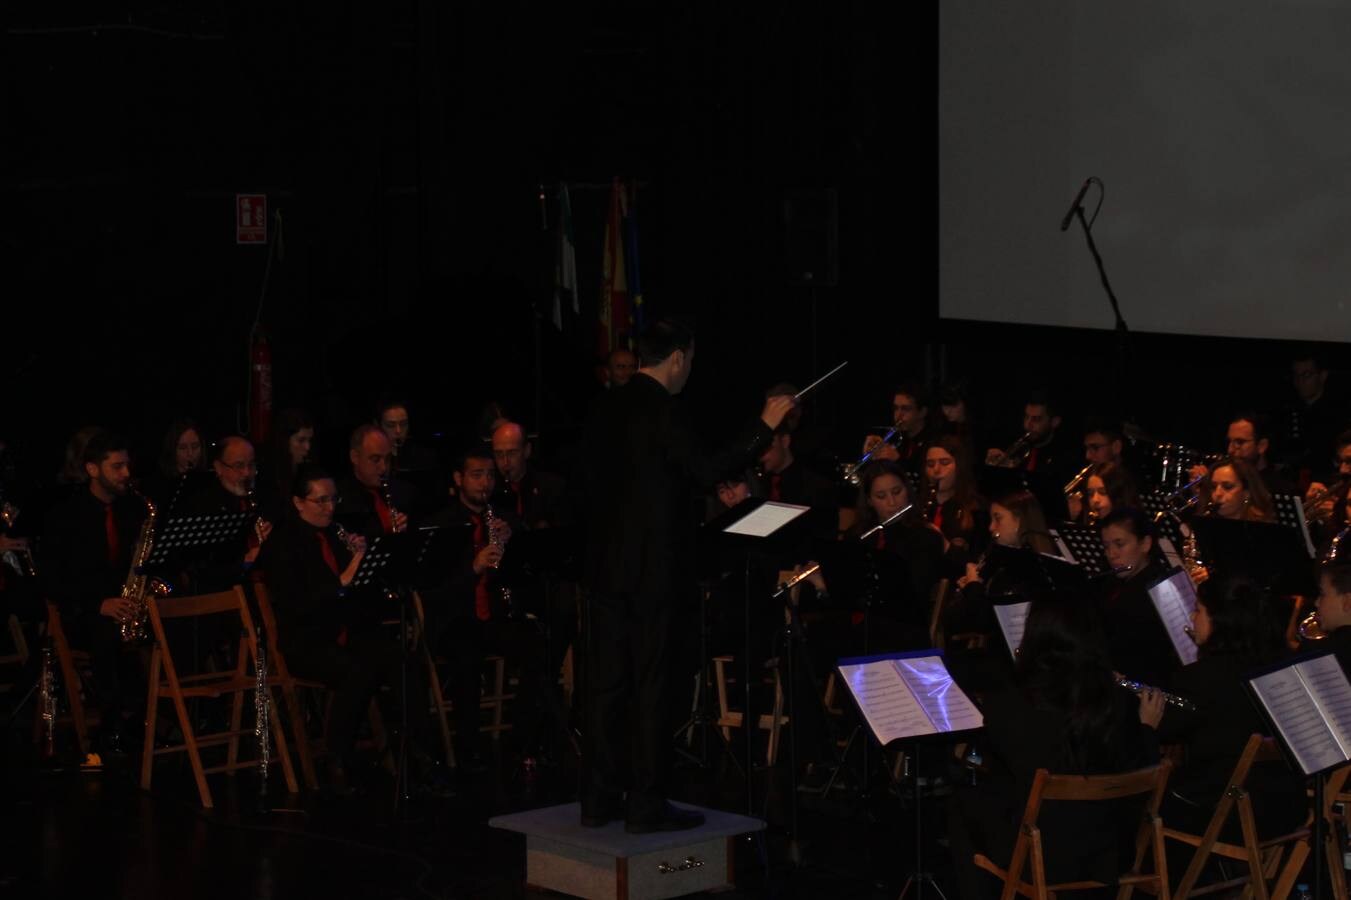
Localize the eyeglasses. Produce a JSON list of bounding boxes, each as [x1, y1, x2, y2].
[[1228, 438, 1253, 447], [304, 495, 339, 506], [1084, 442, 1109, 453], [220, 461, 258, 472]]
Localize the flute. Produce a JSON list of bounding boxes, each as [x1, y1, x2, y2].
[[1116, 677, 1197, 712]]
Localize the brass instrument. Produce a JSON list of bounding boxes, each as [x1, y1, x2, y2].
[[843, 426, 906, 485], [1064, 463, 1093, 498], [1298, 609, 1326, 642], [1001, 432, 1035, 467], [1306, 479, 1348, 525], [1158, 473, 1207, 517], [119, 493, 172, 643], [1116, 677, 1197, 712]]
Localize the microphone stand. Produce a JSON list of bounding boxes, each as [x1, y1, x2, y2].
[[1065, 180, 1131, 416]]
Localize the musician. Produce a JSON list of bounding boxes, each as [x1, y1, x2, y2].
[[257, 464, 428, 792], [947, 595, 1162, 900], [860, 381, 938, 476], [142, 418, 208, 514], [335, 424, 413, 540], [580, 317, 792, 832], [1095, 507, 1178, 688], [984, 391, 1075, 486], [937, 380, 980, 453], [179, 436, 271, 586], [422, 445, 556, 771], [1150, 575, 1302, 838], [257, 408, 315, 524], [1065, 461, 1138, 526], [606, 347, 638, 388], [376, 398, 440, 480], [1313, 562, 1351, 676], [491, 421, 569, 528], [41, 430, 148, 753], [1223, 412, 1296, 497], [1282, 350, 1345, 482], [919, 434, 988, 564], [1304, 428, 1351, 546], [1201, 456, 1275, 523], [757, 412, 835, 543]]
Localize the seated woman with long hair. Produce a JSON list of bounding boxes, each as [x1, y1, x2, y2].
[[257, 408, 316, 523], [1199, 456, 1275, 522], [1066, 461, 1138, 526], [947, 595, 1163, 899], [918, 434, 989, 565], [1096, 507, 1180, 689], [1147, 575, 1302, 841]]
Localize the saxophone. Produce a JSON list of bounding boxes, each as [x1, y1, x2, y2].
[[119, 493, 172, 643]]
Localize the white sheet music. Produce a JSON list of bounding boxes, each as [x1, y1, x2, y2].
[[1251, 666, 1345, 775], [993, 601, 1031, 662], [837, 654, 982, 744], [1301, 654, 1351, 759], [722, 501, 811, 537], [1148, 570, 1199, 666], [894, 656, 984, 733]]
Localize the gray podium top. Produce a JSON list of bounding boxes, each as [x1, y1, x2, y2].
[[489, 802, 765, 858]]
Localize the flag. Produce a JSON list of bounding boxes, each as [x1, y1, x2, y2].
[[552, 183, 578, 330], [622, 179, 643, 335], [597, 177, 633, 359]]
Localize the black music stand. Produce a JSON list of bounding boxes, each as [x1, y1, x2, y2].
[[703, 498, 812, 824], [146, 510, 254, 572], [1272, 493, 1318, 559], [1190, 516, 1317, 597], [1050, 522, 1110, 577]]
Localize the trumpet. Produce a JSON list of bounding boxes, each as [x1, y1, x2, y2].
[[1306, 479, 1348, 524], [1116, 677, 1197, 712], [1064, 463, 1093, 498], [1157, 473, 1208, 517], [1298, 609, 1326, 641], [842, 426, 906, 485], [1001, 432, 1035, 467]]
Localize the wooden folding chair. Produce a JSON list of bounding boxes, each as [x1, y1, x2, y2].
[[710, 655, 789, 766], [1165, 734, 1322, 900], [1311, 764, 1351, 900], [974, 761, 1173, 900], [40, 601, 97, 756], [140, 586, 298, 808]]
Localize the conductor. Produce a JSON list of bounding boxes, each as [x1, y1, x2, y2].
[[579, 317, 795, 832]]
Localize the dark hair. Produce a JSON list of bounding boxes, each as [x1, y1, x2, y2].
[[1321, 562, 1351, 595], [1082, 417, 1124, 444], [375, 396, 409, 421], [992, 489, 1055, 555], [636, 318, 695, 367], [452, 443, 495, 474], [1025, 389, 1059, 419], [893, 380, 931, 412], [1203, 455, 1274, 522], [854, 460, 912, 529], [291, 463, 334, 499], [1230, 410, 1272, 445], [1291, 346, 1329, 372], [1196, 575, 1287, 665], [1336, 429, 1351, 452], [158, 418, 205, 479], [937, 380, 969, 408], [211, 434, 251, 463], [82, 430, 128, 467], [349, 423, 386, 453], [1098, 506, 1156, 542], [1082, 461, 1138, 521], [1015, 595, 1126, 773], [265, 408, 314, 470], [60, 425, 104, 484], [918, 434, 982, 533]]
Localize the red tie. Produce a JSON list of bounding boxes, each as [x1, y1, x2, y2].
[[104, 503, 121, 564], [369, 489, 393, 533], [317, 531, 339, 576], [471, 513, 491, 621], [933, 507, 945, 531], [1025, 447, 1040, 472], [769, 474, 783, 502], [875, 530, 886, 551]]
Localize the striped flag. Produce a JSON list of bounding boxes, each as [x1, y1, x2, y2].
[[552, 183, 578, 330], [597, 177, 633, 358]]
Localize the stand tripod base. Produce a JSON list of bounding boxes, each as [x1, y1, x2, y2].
[[898, 871, 948, 900]]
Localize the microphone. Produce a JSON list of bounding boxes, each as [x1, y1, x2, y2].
[[1059, 178, 1093, 232]]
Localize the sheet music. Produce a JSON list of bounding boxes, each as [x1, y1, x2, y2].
[[893, 655, 984, 734], [1251, 666, 1345, 775], [837, 660, 936, 744], [993, 601, 1031, 662], [1300, 654, 1351, 759], [723, 501, 811, 537], [1148, 569, 1199, 666]]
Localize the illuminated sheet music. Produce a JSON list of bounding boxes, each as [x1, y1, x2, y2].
[[1148, 569, 1199, 666], [1302, 654, 1351, 757], [722, 501, 810, 537], [1250, 666, 1344, 775], [837, 653, 983, 745], [993, 601, 1031, 662]]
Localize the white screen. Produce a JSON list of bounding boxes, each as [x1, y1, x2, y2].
[[939, 1, 1351, 342]]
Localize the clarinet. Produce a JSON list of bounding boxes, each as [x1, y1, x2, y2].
[[40, 643, 57, 758], [483, 499, 514, 616], [254, 628, 270, 794], [381, 478, 403, 533]]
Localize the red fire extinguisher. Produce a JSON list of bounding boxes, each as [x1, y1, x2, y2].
[[249, 330, 273, 445]]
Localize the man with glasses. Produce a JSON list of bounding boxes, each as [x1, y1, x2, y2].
[[180, 435, 271, 587], [336, 424, 414, 541], [1203, 411, 1297, 498]]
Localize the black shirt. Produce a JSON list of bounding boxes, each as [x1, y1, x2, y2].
[[256, 516, 354, 652], [42, 488, 147, 619]]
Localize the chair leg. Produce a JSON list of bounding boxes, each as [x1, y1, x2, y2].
[[282, 681, 318, 790], [50, 609, 91, 756], [227, 635, 249, 774], [766, 669, 785, 767], [1237, 797, 1270, 900], [1271, 841, 1310, 900], [141, 647, 162, 790], [424, 646, 455, 768], [491, 657, 505, 741], [713, 658, 732, 742], [156, 641, 213, 808]]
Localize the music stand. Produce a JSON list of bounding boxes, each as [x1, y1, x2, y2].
[[704, 498, 811, 825], [1050, 522, 1110, 577], [1272, 493, 1318, 559], [146, 510, 254, 571], [1190, 516, 1317, 598]]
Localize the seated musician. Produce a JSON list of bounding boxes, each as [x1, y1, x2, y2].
[[1148, 575, 1302, 839], [179, 436, 271, 585], [376, 398, 442, 513], [1065, 461, 1138, 526], [937, 380, 979, 454], [256, 464, 428, 792], [1208, 412, 1297, 497], [41, 430, 148, 755], [1081, 417, 1126, 469], [1282, 349, 1344, 484], [141, 418, 208, 514], [984, 391, 1074, 485], [491, 421, 569, 529], [422, 445, 557, 771], [336, 424, 413, 540], [1201, 456, 1275, 523], [1313, 562, 1351, 676], [757, 409, 835, 542], [947, 595, 1163, 900], [1304, 428, 1351, 549], [257, 408, 314, 524], [860, 381, 938, 478], [1096, 507, 1178, 688], [920, 434, 988, 565]]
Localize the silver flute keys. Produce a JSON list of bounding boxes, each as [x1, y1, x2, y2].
[[1116, 677, 1197, 712], [254, 630, 270, 788]]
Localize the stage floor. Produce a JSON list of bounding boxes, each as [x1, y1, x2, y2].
[[3, 737, 955, 899]]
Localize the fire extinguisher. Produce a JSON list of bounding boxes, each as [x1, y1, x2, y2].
[[249, 330, 273, 445]]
